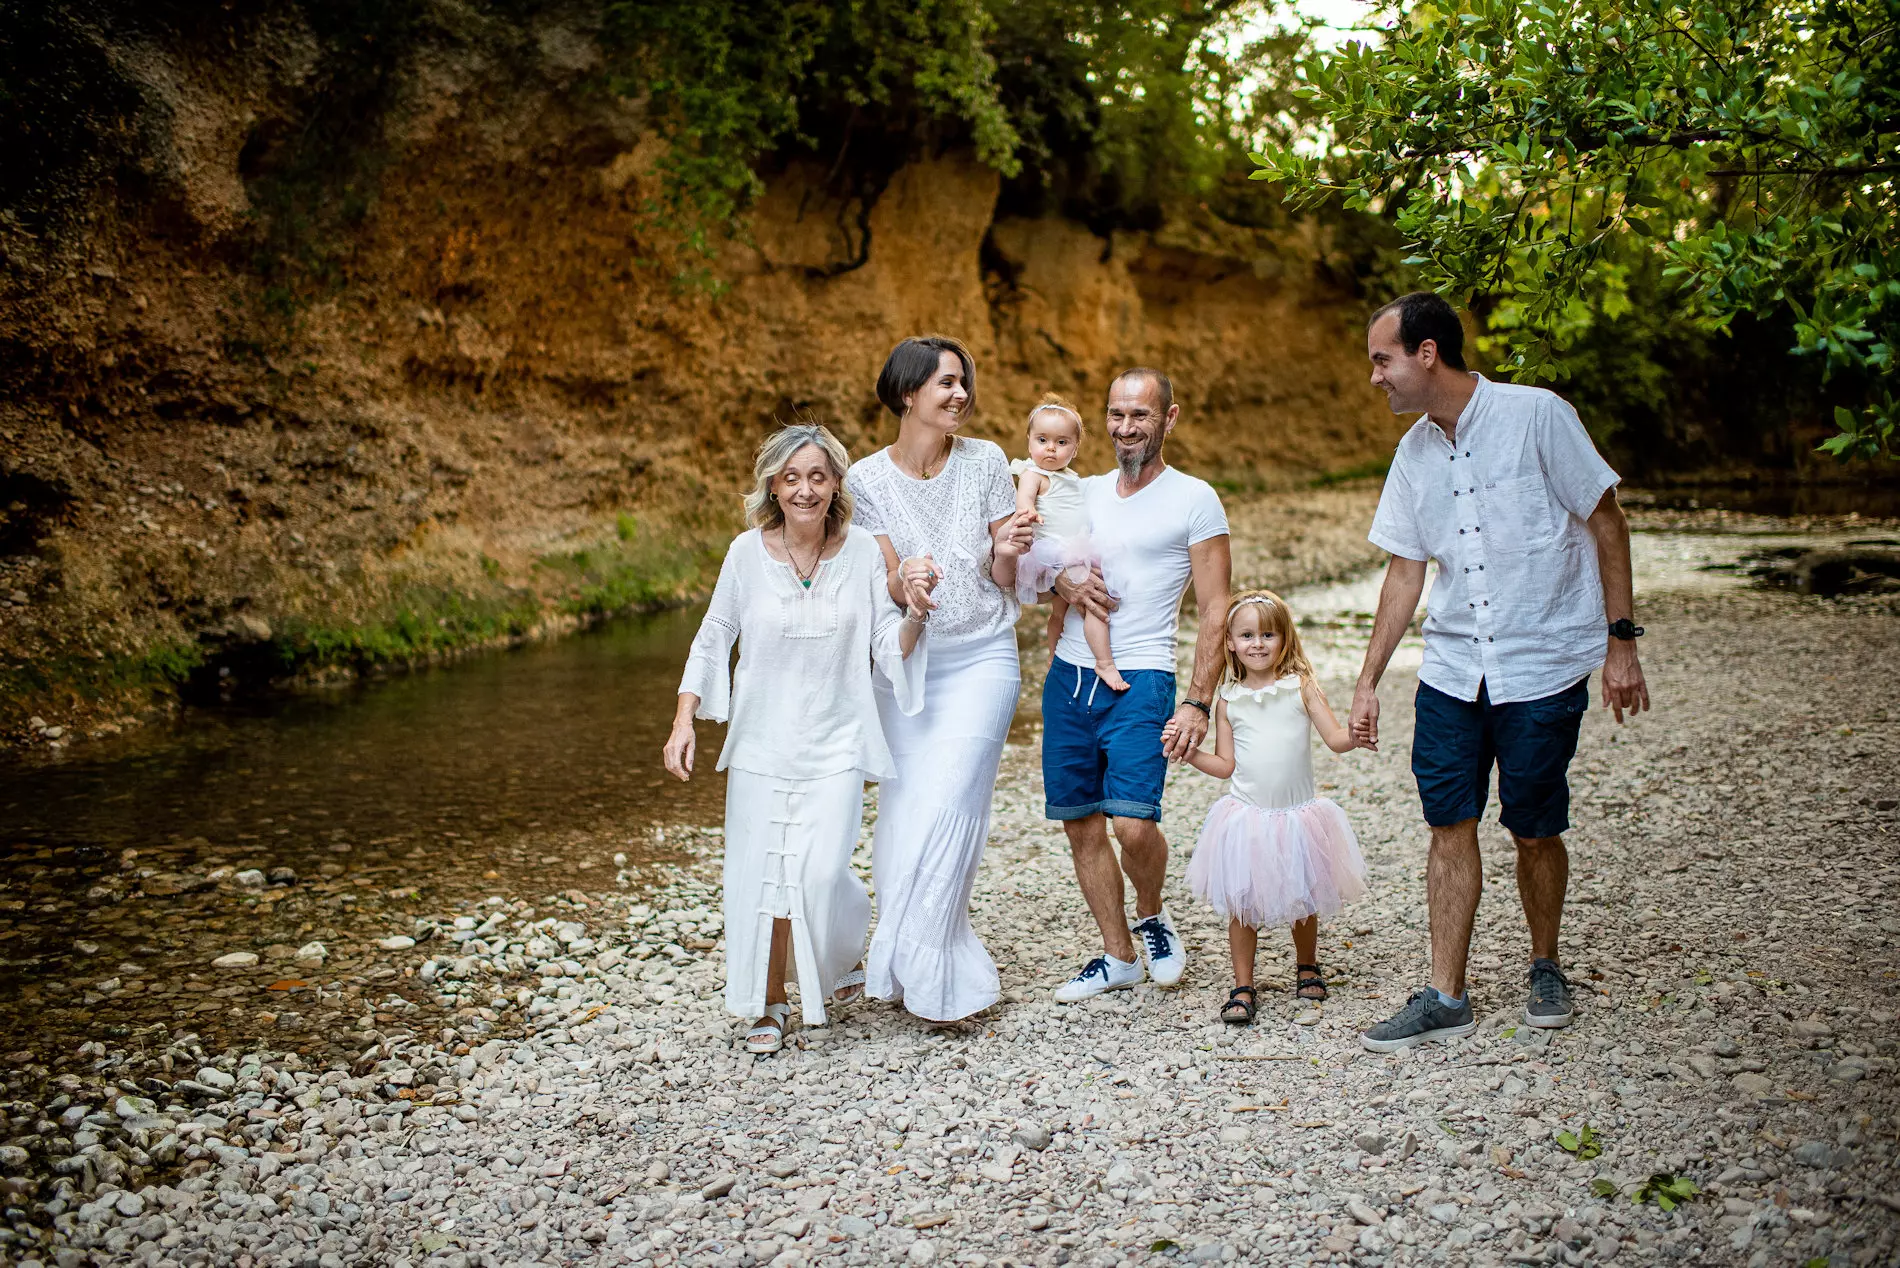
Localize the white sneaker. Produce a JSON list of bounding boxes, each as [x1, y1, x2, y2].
[[1053, 954, 1144, 1003], [1131, 908, 1186, 987]]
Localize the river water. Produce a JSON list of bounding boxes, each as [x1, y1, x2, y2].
[[0, 516, 1886, 1066]]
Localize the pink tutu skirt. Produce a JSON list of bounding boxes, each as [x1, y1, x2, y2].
[[1015, 532, 1120, 605], [1186, 794, 1367, 928]]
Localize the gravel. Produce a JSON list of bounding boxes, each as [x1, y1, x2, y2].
[[1, 509, 1896, 1268]]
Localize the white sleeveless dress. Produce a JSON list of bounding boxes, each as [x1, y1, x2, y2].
[[1186, 676, 1367, 928], [1007, 458, 1119, 605]]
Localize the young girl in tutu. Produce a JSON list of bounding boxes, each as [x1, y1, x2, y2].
[[1165, 589, 1368, 1023], [1009, 394, 1128, 690]]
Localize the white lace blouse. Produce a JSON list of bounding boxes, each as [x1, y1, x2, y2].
[[677, 526, 925, 781], [847, 437, 1020, 644]]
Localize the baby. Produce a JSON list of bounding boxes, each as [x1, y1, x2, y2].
[[1010, 393, 1126, 691]]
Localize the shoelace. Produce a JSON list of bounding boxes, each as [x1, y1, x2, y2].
[[1071, 957, 1109, 983], [1134, 917, 1173, 961], [1530, 964, 1570, 1004]]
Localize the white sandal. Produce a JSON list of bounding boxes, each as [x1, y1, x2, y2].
[[745, 1003, 791, 1054], [832, 967, 866, 1004]]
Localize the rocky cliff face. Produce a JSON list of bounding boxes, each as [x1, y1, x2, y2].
[[0, 5, 1394, 742]]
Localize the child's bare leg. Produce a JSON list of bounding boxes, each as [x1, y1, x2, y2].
[[1048, 594, 1069, 656], [1291, 915, 1327, 1000], [1085, 609, 1129, 691], [1221, 918, 1258, 1021]]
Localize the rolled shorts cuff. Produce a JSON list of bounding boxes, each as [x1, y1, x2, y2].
[[1101, 798, 1161, 823], [1045, 800, 1105, 822]]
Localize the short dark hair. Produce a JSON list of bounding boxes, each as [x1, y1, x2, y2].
[[1368, 292, 1467, 371], [876, 335, 978, 418], [1109, 366, 1174, 415]]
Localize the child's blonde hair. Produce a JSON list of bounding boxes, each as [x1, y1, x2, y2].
[[1221, 588, 1313, 684], [1025, 391, 1084, 437]]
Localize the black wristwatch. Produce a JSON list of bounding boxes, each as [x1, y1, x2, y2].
[[1608, 619, 1645, 640], [1182, 698, 1212, 717]]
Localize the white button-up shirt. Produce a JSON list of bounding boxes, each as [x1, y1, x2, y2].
[[1368, 375, 1619, 704]]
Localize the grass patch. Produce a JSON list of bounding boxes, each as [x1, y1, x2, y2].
[[536, 513, 724, 619], [268, 584, 545, 670], [1310, 458, 1393, 487]]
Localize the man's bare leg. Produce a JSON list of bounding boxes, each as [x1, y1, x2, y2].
[[1428, 818, 1483, 997], [1064, 815, 1137, 962], [1109, 816, 1167, 923], [1512, 833, 1567, 962]]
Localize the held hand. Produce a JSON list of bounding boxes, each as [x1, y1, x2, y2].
[[1162, 703, 1207, 761], [899, 554, 941, 612], [1602, 639, 1650, 724], [992, 509, 1036, 560], [1349, 684, 1380, 753], [662, 719, 696, 781], [1052, 565, 1118, 620]]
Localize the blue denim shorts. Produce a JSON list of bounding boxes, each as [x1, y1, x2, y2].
[[1412, 676, 1589, 839], [1041, 660, 1175, 822]]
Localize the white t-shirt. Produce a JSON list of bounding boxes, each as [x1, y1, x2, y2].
[[1368, 374, 1620, 704], [1055, 466, 1229, 674]]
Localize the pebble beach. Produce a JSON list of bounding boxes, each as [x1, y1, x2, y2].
[[3, 501, 1897, 1268]]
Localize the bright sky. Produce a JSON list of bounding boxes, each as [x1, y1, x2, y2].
[[1292, 0, 1387, 48]]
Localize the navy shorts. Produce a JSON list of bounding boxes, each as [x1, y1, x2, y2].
[[1412, 676, 1589, 839], [1042, 660, 1175, 822]]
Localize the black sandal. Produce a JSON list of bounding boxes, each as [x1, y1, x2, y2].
[[1295, 963, 1329, 1002], [1221, 986, 1258, 1025]]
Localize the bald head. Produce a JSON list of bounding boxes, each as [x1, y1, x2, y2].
[[1109, 366, 1173, 416]]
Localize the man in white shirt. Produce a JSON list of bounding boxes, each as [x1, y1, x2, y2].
[[1349, 293, 1651, 1052], [1044, 368, 1231, 1001]]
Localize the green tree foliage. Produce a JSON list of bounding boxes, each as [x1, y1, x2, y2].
[[1252, 0, 1900, 460], [601, 0, 1306, 248]]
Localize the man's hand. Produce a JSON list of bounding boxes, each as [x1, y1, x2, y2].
[[898, 554, 941, 612], [1602, 638, 1650, 723], [992, 509, 1036, 560], [1349, 683, 1381, 753], [1162, 703, 1207, 761], [1052, 565, 1118, 620]]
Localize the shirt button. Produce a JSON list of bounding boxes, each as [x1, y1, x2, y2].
[[1459, 528, 1466, 535]]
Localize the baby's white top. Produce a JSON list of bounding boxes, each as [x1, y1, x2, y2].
[[1222, 675, 1316, 810], [1009, 458, 1090, 541]]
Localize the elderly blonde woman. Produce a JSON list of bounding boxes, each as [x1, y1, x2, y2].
[[663, 423, 927, 1053]]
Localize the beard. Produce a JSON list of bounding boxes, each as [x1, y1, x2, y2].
[[1115, 427, 1164, 481]]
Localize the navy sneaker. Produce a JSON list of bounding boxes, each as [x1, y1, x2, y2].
[[1525, 958, 1574, 1028], [1360, 988, 1477, 1053]]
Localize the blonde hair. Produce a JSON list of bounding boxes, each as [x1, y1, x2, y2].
[[1025, 391, 1084, 438], [744, 422, 854, 538], [1221, 589, 1313, 684]]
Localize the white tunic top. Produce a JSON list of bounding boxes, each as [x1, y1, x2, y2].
[[678, 526, 924, 780], [1223, 676, 1317, 811], [1368, 374, 1620, 704], [847, 437, 1020, 645], [1008, 459, 1090, 541]]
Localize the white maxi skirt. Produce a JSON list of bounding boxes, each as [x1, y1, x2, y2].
[[867, 630, 1019, 1021], [722, 767, 870, 1027]]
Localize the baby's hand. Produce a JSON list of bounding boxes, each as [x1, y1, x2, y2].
[[1159, 719, 1181, 752]]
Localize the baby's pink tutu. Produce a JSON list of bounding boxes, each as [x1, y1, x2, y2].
[[1186, 795, 1367, 928], [1015, 532, 1121, 605]]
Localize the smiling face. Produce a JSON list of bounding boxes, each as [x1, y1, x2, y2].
[[1226, 602, 1284, 683], [770, 444, 836, 532], [1367, 310, 1437, 415], [903, 349, 971, 434], [1104, 374, 1175, 480], [1026, 408, 1081, 472]]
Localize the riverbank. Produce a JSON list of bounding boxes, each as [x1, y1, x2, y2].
[[2, 503, 1897, 1268]]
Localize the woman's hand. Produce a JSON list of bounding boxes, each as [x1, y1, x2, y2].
[[898, 554, 941, 612], [662, 718, 696, 781], [992, 509, 1036, 560]]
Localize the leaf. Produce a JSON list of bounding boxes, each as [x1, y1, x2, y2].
[[1556, 1130, 1579, 1151], [1150, 1240, 1180, 1252], [1591, 1179, 1621, 1198]]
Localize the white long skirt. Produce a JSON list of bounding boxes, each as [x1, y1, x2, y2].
[[722, 767, 870, 1027], [866, 630, 1019, 1021]]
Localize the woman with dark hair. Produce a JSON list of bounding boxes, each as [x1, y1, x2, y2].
[[664, 423, 928, 1053], [847, 335, 1035, 1023]]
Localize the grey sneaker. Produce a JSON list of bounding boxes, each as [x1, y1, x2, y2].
[[1525, 958, 1574, 1028], [1360, 988, 1477, 1053]]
